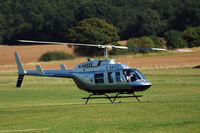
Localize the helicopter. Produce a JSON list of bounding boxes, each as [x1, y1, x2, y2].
[[15, 40, 191, 104]]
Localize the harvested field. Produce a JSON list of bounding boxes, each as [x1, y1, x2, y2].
[[0, 45, 200, 71], [0, 44, 75, 65], [119, 51, 200, 69]]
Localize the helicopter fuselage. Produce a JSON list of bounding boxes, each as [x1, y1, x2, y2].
[[15, 52, 151, 94], [72, 69, 151, 93]]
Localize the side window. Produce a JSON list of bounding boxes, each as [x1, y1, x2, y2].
[[94, 73, 104, 83], [116, 72, 121, 82], [108, 72, 113, 83]]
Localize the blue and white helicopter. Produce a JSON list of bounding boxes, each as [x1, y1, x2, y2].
[[15, 40, 191, 104]]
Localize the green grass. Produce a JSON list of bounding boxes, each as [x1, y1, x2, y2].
[[0, 68, 200, 133]]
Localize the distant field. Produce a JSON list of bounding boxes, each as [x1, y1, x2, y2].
[[0, 68, 200, 133], [0, 44, 75, 65]]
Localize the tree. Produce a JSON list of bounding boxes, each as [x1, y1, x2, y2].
[[0, 0, 30, 43], [1, 0, 200, 44], [173, 0, 200, 31], [136, 8, 168, 37], [183, 26, 200, 47], [0, 13, 5, 43], [75, 1, 120, 26], [164, 30, 185, 48], [65, 18, 119, 56], [0, 0, 78, 43]]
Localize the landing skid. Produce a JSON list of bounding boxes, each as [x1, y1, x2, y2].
[[82, 93, 143, 104]]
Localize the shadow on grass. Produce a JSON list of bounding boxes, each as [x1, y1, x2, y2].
[[193, 65, 200, 69]]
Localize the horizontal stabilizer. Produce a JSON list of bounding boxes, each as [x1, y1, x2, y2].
[[36, 65, 45, 75], [60, 64, 67, 70]]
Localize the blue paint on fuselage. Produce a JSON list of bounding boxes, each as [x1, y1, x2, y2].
[[21, 59, 151, 93]]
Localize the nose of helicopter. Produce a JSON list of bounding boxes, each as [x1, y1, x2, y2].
[[131, 80, 152, 91]]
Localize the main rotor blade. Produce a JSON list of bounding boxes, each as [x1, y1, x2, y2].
[[18, 40, 106, 48], [18, 40, 192, 52], [112, 45, 192, 52]]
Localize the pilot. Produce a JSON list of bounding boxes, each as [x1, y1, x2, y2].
[[130, 72, 137, 82]]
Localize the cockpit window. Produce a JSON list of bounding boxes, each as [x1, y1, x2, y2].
[[123, 69, 143, 82]]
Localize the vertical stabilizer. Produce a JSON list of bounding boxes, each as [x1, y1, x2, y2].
[[15, 52, 26, 74], [15, 52, 26, 87]]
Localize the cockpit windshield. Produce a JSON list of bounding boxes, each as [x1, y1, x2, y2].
[[134, 69, 147, 80], [122, 69, 146, 82]]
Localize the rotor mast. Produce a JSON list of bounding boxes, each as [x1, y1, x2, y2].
[[104, 45, 109, 60]]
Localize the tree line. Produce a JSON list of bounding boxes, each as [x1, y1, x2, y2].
[[0, 0, 200, 45]]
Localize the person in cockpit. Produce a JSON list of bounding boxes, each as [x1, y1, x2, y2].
[[130, 71, 137, 82], [123, 70, 137, 83]]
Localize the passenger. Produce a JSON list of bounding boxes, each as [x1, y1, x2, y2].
[[123, 71, 131, 82], [108, 72, 113, 83], [126, 75, 131, 82]]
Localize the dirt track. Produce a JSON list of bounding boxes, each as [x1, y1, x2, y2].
[[0, 45, 200, 71]]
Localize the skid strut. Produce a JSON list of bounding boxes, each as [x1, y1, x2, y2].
[[82, 93, 143, 104]]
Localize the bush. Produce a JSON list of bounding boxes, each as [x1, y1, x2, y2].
[[149, 35, 167, 48], [39, 51, 74, 62], [164, 29, 186, 48], [126, 36, 155, 54], [183, 26, 200, 47]]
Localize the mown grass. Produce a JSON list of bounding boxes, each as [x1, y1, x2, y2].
[[0, 68, 200, 133]]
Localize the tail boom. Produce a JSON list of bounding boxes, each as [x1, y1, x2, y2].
[[14, 52, 73, 87]]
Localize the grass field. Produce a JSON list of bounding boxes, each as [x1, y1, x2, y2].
[[0, 68, 200, 133]]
